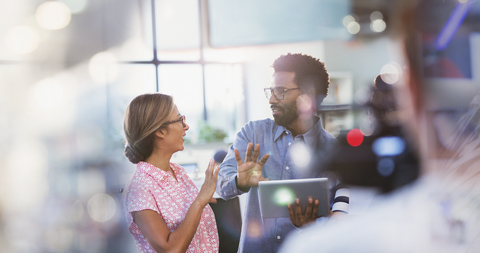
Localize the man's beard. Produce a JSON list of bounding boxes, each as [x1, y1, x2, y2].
[[272, 100, 298, 127]]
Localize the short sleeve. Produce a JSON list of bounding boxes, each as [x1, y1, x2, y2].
[[126, 179, 160, 215]]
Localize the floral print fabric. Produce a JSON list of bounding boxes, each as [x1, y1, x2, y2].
[[124, 161, 218, 253]]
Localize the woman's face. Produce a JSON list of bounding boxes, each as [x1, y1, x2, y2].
[[162, 105, 189, 152]]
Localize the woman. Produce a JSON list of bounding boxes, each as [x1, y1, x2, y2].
[[123, 93, 219, 253]]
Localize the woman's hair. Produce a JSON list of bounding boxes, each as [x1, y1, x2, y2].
[[123, 93, 174, 164]]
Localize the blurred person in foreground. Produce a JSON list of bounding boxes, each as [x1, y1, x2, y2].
[[122, 93, 219, 253], [279, 0, 480, 252], [216, 53, 350, 253]]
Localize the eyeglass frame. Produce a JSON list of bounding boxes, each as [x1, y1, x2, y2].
[[161, 115, 186, 128], [264, 87, 301, 100]]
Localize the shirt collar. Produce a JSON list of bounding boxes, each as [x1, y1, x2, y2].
[[137, 161, 177, 181], [274, 124, 288, 141], [274, 116, 324, 146]]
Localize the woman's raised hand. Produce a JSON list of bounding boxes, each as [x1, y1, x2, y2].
[[197, 159, 219, 206]]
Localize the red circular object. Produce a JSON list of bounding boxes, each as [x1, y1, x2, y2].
[[346, 129, 364, 147]]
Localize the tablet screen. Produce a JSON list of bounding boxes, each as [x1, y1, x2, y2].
[[258, 178, 330, 219]]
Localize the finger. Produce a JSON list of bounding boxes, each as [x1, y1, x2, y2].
[[234, 149, 243, 166], [295, 198, 302, 223], [257, 153, 270, 167], [305, 197, 313, 218], [245, 142, 253, 162], [312, 199, 320, 218], [287, 204, 296, 226], [206, 159, 214, 174], [259, 177, 269, 182], [252, 144, 260, 162], [209, 198, 217, 204]]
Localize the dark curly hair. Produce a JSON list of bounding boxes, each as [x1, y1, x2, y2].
[[272, 53, 330, 103]]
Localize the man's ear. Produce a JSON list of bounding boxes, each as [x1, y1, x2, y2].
[[155, 128, 166, 139]]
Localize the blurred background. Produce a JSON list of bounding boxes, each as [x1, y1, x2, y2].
[[1, 0, 479, 252]]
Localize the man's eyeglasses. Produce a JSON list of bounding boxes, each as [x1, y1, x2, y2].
[[162, 115, 186, 127], [264, 87, 300, 100]]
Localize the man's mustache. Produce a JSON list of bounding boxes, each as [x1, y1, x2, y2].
[[271, 105, 283, 111]]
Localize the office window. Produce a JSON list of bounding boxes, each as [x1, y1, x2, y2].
[[155, 0, 201, 61]]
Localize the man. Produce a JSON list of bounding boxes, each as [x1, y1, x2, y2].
[[216, 53, 349, 253], [279, 0, 480, 252]]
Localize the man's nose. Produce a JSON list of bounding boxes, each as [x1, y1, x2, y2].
[[269, 94, 279, 104]]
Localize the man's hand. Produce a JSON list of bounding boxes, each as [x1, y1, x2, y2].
[[235, 142, 270, 188], [288, 197, 330, 228]]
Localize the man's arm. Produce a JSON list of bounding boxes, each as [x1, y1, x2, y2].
[[216, 126, 269, 199], [216, 124, 255, 200], [331, 185, 349, 214], [216, 144, 246, 200]]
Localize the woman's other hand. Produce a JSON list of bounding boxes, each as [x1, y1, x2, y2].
[[197, 159, 219, 206]]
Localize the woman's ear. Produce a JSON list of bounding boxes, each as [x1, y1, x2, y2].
[[155, 128, 166, 139]]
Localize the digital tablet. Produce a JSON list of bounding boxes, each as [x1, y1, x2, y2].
[[258, 178, 330, 219]]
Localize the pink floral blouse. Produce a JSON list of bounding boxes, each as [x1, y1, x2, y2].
[[124, 161, 219, 253]]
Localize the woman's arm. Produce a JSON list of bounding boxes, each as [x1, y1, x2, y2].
[[133, 159, 219, 253]]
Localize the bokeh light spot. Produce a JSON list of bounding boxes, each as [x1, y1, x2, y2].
[[377, 158, 395, 177], [370, 11, 384, 21], [347, 21, 361, 34], [372, 136, 406, 156], [371, 19, 386, 33], [380, 62, 402, 84], [342, 15, 355, 27], [347, 129, 364, 147], [36, 1, 72, 30], [87, 193, 116, 222]]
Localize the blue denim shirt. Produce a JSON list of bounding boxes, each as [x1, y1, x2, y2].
[[216, 117, 345, 253]]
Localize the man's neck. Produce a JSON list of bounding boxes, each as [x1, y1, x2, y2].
[[286, 116, 318, 137]]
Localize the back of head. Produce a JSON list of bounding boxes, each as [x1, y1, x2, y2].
[[123, 93, 174, 164], [370, 74, 397, 119], [272, 53, 330, 104], [213, 149, 228, 165]]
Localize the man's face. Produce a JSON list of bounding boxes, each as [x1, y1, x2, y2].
[[269, 72, 302, 127]]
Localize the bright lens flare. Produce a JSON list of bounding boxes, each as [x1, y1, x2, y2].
[[273, 188, 295, 206], [36, 1, 72, 30], [290, 142, 311, 168]]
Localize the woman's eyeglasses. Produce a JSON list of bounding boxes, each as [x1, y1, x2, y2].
[[162, 115, 186, 127]]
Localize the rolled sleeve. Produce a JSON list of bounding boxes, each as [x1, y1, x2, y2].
[[332, 187, 350, 213]]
